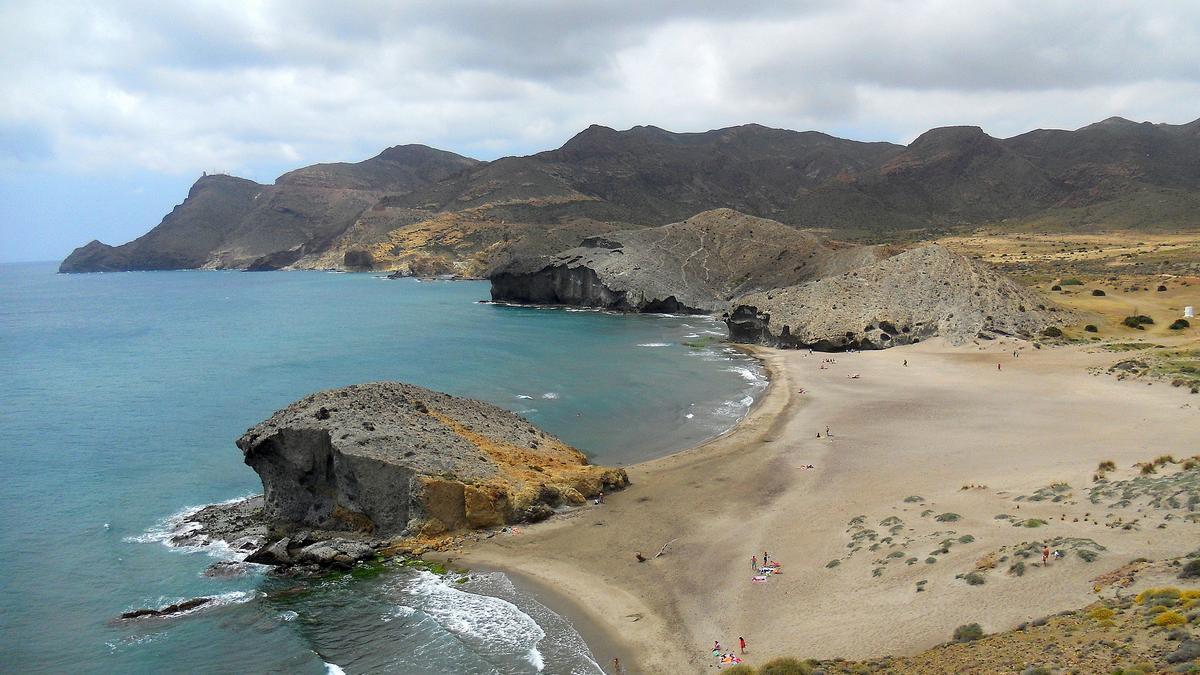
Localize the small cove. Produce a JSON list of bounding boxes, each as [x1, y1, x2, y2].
[[0, 263, 766, 672]]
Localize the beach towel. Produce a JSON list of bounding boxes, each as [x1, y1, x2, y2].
[[752, 575, 768, 583]]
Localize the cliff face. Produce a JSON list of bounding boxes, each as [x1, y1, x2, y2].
[[490, 208, 891, 313], [726, 245, 1074, 350], [236, 382, 627, 537]]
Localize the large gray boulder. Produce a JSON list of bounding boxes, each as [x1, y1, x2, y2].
[[236, 382, 627, 537], [726, 245, 1073, 350]]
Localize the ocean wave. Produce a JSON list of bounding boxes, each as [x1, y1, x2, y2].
[[382, 605, 417, 623], [324, 663, 346, 675], [403, 572, 547, 670], [124, 495, 258, 559], [541, 392, 559, 399], [515, 394, 533, 399], [726, 366, 764, 382], [637, 342, 671, 347]]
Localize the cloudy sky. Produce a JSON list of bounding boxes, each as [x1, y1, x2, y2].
[[2, 1, 1198, 262]]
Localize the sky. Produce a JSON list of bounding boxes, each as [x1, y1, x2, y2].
[[2, 1, 1199, 263]]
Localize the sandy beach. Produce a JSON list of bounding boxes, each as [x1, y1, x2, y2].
[[451, 339, 1200, 672]]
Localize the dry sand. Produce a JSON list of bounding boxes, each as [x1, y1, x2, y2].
[[451, 339, 1200, 673]]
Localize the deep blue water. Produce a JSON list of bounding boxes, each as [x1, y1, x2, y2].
[[0, 263, 764, 673]]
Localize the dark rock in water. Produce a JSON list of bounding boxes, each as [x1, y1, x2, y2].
[[235, 382, 627, 538], [727, 245, 1073, 351], [246, 537, 294, 566], [120, 597, 213, 620], [203, 561, 253, 578]]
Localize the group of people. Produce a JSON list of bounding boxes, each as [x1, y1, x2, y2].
[[712, 638, 747, 668]]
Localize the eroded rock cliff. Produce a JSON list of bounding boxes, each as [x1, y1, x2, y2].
[[726, 245, 1074, 350], [490, 208, 891, 313], [236, 382, 627, 538]]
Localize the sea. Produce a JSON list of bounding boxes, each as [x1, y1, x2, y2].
[[0, 262, 767, 674]]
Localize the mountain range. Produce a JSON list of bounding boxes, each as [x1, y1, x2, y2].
[[60, 116, 1200, 274]]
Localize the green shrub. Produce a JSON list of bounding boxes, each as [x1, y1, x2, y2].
[[1041, 326, 1064, 338], [903, 495, 925, 502], [1010, 561, 1026, 576], [953, 623, 985, 642], [935, 512, 961, 522], [1085, 324, 1099, 332], [1021, 519, 1047, 528], [1092, 289, 1106, 296], [958, 534, 975, 544], [1051, 285, 1062, 291], [825, 559, 840, 568], [1170, 319, 1191, 330], [1179, 558, 1200, 579], [1060, 279, 1083, 286], [1098, 460, 1116, 472], [1078, 549, 1099, 563], [724, 666, 757, 675], [1122, 315, 1155, 329], [757, 657, 813, 675], [964, 572, 986, 585]]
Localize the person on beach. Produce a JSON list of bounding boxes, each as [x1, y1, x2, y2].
[[763, 551, 769, 566], [825, 426, 831, 437], [998, 363, 1002, 371], [752, 555, 758, 570], [739, 636, 747, 654], [1042, 546, 1050, 564], [612, 657, 622, 673], [903, 359, 907, 367]]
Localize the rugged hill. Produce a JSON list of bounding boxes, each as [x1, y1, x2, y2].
[[60, 145, 479, 272], [236, 381, 627, 537], [726, 245, 1073, 350], [490, 209, 891, 313], [60, 116, 1200, 273]]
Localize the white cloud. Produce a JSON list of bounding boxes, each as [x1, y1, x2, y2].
[[0, 0, 1197, 177]]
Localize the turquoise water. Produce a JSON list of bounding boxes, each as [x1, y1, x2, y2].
[[0, 263, 765, 673]]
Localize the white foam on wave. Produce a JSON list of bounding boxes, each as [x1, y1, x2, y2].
[[381, 605, 417, 622], [403, 571, 546, 671], [726, 366, 764, 382], [637, 342, 670, 347], [124, 494, 258, 560], [324, 663, 346, 675], [515, 394, 533, 399], [541, 392, 559, 400]]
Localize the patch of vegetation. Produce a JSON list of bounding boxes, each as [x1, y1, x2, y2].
[[1098, 460, 1117, 472], [963, 572, 986, 586], [1169, 318, 1190, 330], [825, 559, 840, 569], [1060, 278, 1083, 286], [756, 657, 815, 675], [935, 512, 961, 522], [953, 623, 985, 642], [401, 558, 449, 576], [903, 495, 925, 503], [1153, 610, 1186, 627], [1178, 559, 1200, 580], [682, 336, 719, 349], [1009, 561, 1026, 576], [1122, 315, 1155, 329], [1085, 324, 1099, 332], [958, 534, 975, 544], [1077, 549, 1099, 563], [1020, 519, 1048, 528]]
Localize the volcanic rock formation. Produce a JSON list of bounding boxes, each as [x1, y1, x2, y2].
[[235, 382, 627, 537], [726, 245, 1073, 350], [490, 208, 890, 313]]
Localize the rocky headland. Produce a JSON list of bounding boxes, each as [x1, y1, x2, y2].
[[490, 208, 890, 313], [186, 382, 626, 573], [726, 244, 1073, 350]]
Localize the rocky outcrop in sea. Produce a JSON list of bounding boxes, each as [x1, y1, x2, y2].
[[189, 382, 628, 572]]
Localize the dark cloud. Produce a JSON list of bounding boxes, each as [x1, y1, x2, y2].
[[0, 0, 1197, 174]]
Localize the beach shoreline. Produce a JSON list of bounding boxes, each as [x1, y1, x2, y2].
[[450, 337, 1200, 672]]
